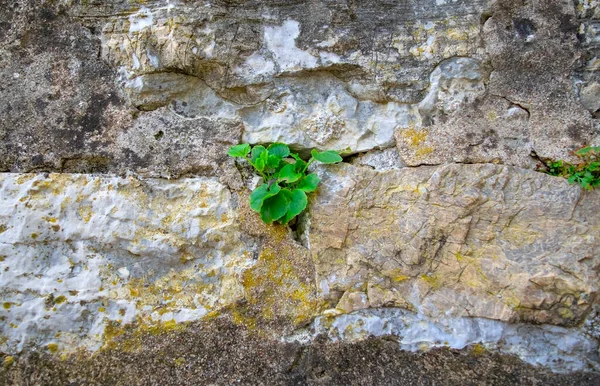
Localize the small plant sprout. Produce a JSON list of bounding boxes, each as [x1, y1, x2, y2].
[[542, 146, 600, 190], [228, 143, 343, 224]]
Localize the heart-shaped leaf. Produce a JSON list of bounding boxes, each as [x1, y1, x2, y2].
[[291, 153, 307, 173], [260, 191, 290, 223], [280, 189, 308, 225], [297, 173, 320, 192], [228, 144, 251, 158], [277, 163, 302, 183], [268, 143, 290, 158], [311, 149, 342, 164], [251, 146, 267, 162], [250, 183, 281, 212], [267, 154, 281, 169]]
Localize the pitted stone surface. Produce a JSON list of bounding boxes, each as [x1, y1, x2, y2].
[[1, 0, 597, 172], [308, 163, 600, 327], [0, 173, 253, 353], [298, 308, 599, 372], [1, 0, 600, 378]]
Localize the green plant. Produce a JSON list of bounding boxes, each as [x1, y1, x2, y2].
[[542, 146, 600, 190], [228, 143, 342, 224]]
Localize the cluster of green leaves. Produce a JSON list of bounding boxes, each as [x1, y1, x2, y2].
[[544, 146, 600, 190], [228, 143, 342, 224]]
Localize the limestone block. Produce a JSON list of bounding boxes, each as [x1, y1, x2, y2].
[[0, 174, 252, 353], [308, 163, 600, 327]]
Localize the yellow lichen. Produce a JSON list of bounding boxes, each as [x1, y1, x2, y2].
[[77, 205, 93, 223], [401, 128, 428, 147], [3, 356, 14, 369], [47, 343, 59, 353], [16, 174, 35, 185], [102, 317, 186, 352], [236, 246, 319, 328], [471, 343, 487, 356], [558, 307, 575, 320], [415, 146, 434, 157], [2, 302, 11, 310], [420, 274, 442, 290]]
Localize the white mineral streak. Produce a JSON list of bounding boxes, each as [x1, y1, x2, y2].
[[129, 7, 153, 34], [301, 308, 598, 373], [264, 20, 318, 72], [418, 57, 485, 118], [104, 9, 488, 155], [0, 174, 252, 353]]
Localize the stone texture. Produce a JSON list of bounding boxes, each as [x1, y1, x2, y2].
[[1, 0, 598, 172], [0, 173, 253, 353], [305, 308, 598, 372], [0, 173, 319, 354], [1, 0, 600, 379], [0, 1, 241, 179], [308, 163, 600, 327], [3, 318, 600, 386]]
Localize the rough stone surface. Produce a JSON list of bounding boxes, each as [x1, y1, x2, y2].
[[0, 1, 240, 179], [0, 173, 319, 355], [2, 318, 600, 386], [1, 0, 600, 380], [0, 173, 253, 353], [303, 308, 598, 372], [308, 163, 600, 327], [2, 0, 598, 173]]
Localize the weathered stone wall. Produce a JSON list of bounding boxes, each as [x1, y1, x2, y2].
[[1, 0, 600, 377]]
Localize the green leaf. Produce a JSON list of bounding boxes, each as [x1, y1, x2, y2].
[[267, 154, 281, 169], [251, 150, 269, 172], [311, 149, 343, 164], [280, 189, 308, 225], [576, 147, 593, 156], [297, 173, 320, 192], [251, 146, 267, 163], [249, 183, 281, 212], [252, 157, 265, 172], [260, 191, 290, 224], [277, 163, 302, 183], [267, 143, 290, 158], [291, 153, 307, 173], [228, 144, 251, 158]]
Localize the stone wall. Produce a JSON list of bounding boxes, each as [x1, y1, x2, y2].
[[1, 0, 599, 376]]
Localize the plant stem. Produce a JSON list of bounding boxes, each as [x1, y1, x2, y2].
[[303, 158, 315, 173]]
